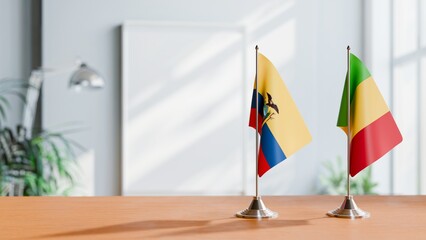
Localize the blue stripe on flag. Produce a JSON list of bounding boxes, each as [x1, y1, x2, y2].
[[260, 124, 287, 168]]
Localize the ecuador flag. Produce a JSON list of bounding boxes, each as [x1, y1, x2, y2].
[[337, 53, 403, 177], [249, 53, 311, 177]]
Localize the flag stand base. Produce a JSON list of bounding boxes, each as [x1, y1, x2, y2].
[[327, 195, 370, 219], [236, 196, 278, 219]]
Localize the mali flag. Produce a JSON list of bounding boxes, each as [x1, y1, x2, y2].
[[249, 53, 311, 177], [337, 53, 403, 177]]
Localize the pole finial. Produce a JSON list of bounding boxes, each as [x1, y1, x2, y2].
[[347, 45, 351, 51], [255, 45, 259, 50]]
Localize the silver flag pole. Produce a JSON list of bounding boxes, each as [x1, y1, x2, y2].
[[327, 46, 370, 219], [236, 45, 277, 219]]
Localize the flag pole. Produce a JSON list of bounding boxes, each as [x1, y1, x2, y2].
[[236, 45, 277, 219], [346, 45, 351, 198], [255, 45, 259, 198], [326, 46, 369, 219]]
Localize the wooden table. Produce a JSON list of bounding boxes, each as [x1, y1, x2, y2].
[[1, 196, 425, 239]]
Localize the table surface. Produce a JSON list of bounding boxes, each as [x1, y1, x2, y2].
[[1, 195, 425, 239]]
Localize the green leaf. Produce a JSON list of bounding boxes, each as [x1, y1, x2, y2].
[[319, 156, 378, 195], [0, 122, 81, 196], [0, 105, 6, 122], [0, 96, 11, 108], [24, 173, 37, 194], [4, 91, 27, 104]]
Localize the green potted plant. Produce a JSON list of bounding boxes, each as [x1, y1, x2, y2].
[[0, 79, 81, 196], [319, 156, 378, 195]]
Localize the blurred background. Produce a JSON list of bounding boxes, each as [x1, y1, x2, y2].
[[0, 0, 424, 196]]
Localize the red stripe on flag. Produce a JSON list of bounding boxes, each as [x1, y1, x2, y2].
[[350, 111, 402, 176], [249, 108, 264, 134], [258, 148, 271, 177]]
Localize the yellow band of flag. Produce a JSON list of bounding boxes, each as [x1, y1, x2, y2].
[[351, 77, 390, 138]]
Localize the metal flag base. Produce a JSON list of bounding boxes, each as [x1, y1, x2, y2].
[[327, 195, 370, 219], [236, 196, 278, 219]]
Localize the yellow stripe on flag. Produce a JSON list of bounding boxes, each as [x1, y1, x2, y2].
[[351, 77, 389, 138]]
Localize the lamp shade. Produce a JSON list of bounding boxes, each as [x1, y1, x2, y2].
[[69, 63, 104, 90]]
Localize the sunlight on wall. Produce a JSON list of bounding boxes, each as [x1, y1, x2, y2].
[[241, 0, 294, 31], [172, 31, 244, 79]]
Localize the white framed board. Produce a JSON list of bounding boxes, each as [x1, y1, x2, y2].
[[121, 21, 249, 195]]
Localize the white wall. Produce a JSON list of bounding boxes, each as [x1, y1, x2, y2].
[[42, 0, 363, 195], [364, 0, 393, 194], [365, 0, 426, 195], [0, 0, 32, 127]]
